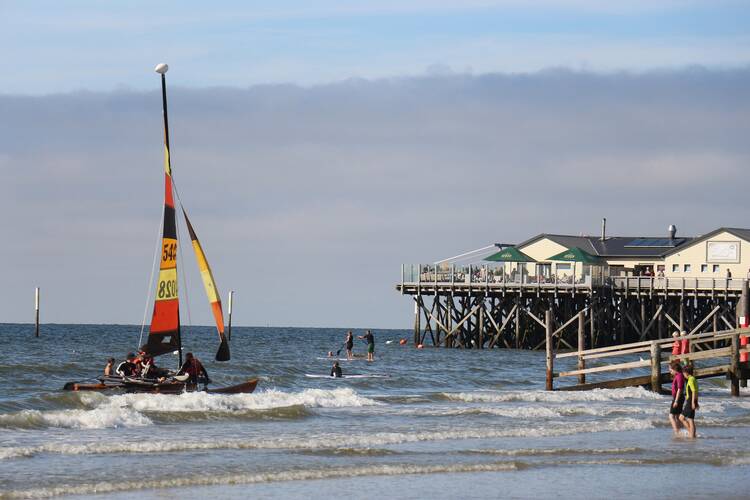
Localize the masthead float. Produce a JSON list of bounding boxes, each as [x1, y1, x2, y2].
[[64, 63, 255, 394]]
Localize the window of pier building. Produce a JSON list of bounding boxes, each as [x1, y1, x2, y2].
[[672, 264, 679, 272], [684, 264, 692, 272], [713, 264, 720, 273], [701, 264, 708, 273]]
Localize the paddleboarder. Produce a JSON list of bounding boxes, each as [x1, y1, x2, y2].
[[330, 361, 343, 378], [345, 331, 354, 360], [358, 330, 375, 362]]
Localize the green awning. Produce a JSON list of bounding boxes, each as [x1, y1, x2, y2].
[[484, 247, 536, 263], [546, 247, 603, 264]]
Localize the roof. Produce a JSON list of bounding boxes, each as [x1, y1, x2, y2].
[[516, 233, 696, 258], [664, 227, 750, 256]]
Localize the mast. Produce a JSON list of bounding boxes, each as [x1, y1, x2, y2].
[[143, 63, 182, 367]]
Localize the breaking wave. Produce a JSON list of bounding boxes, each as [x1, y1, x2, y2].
[[0, 417, 655, 460], [439, 386, 663, 403], [0, 388, 379, 430]]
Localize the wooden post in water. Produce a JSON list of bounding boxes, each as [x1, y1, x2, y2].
[[478, 302, 484, 349], [227, 290, 234, 341], [577, 311, 585, 384], [650, 341, 661, 393], [34, 287, 40, 338], [545, 309, 553, 391], [731, 333, 740, 397], [413, 298, 421, 345]]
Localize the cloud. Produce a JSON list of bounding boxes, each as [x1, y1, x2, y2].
[[1, 67, 749, 327]]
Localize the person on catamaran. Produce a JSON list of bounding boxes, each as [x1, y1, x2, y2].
[[345, 331, 354, 360], [103, 358, 115, 377], [178, 352, 210, 386], [331, 361, 343, 378], [115, 353, 138, 377], [358, 330, 375, 362]]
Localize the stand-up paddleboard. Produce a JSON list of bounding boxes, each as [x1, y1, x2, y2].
[[315, 357, 365, 361], [305, 374, 390, 379]]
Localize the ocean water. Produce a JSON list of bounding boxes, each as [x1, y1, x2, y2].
[[1, 323, 749, 499]]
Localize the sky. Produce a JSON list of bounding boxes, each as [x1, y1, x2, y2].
[[1, 1, 749, 329]]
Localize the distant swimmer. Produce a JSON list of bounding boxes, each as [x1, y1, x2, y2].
[[358, 330, 375, 362], [668, 361, 685, 437], [103, 357, 115, 377], [330, 361, 343, 378], [679, 365, 699, 438], [345, 331, 354, 360]]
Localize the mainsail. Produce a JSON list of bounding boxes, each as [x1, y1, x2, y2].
[[183, 209, 230, 361], [143, 69, 181, 358]]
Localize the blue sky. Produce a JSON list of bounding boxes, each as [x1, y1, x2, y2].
[[2, 0, 749, 94], [1, 1, 749, 327]]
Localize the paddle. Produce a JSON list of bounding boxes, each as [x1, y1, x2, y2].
[[215, 333, 230, 362], [335, 343, 346, 356]]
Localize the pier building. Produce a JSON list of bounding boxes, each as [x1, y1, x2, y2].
[[397, 224, 750, 350]]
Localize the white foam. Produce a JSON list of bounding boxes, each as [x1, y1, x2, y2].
[[0, 388, 377, 431], [441, 386, 663, 403], [0, 417, 655, 460], [3, 462, 521, 498]]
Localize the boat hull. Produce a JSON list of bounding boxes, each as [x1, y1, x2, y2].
[[63, 377, 258, 394]]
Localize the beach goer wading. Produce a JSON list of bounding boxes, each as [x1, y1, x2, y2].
[[358, 330, 375, 362], [345, 331, 354, 360], [668, 361, 685, 436], [331, 361, 342, 378], [679, 365, 699, 438], [178, 352, 210, 387]]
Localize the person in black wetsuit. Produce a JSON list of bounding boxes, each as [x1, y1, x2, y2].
[[345, 331, 354, 360], [330, 361, 343, 378], [178, 352, 210, 386], [115, 353, 137, 377]]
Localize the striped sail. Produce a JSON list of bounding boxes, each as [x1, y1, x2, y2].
[[183, 209, 230, 361], [143, 143, 181, 357]]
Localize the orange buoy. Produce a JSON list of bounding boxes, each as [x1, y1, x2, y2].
[[399, 339, 407, 345]]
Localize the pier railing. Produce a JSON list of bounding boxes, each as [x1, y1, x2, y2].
[[400, 264, 747, 295], [549, 325, 750, 394]]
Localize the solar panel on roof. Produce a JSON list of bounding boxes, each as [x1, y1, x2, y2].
[[624, 238, 685, 248]]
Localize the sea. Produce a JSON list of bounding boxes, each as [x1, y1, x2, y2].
[[1, 323, 749, 499]]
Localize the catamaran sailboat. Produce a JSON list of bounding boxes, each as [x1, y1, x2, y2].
[[64, 64, 257, 395]]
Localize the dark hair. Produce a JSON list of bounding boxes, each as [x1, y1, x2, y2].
[[670, 361, 683, 373], [186, 352, 193, 358], [684, 365, 694, 375], [126, 352, 136, 359], [107, 358, 115, 363]]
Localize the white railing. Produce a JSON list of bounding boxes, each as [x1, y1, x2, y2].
[[400, 264, 747, 292]]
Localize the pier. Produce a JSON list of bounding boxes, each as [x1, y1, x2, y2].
[[397, 264, 746, 351]]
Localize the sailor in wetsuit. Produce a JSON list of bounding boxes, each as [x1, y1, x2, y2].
[[115, 353, 138, 377], [330, 361, 343, 378], [178, 352, 210, 386]]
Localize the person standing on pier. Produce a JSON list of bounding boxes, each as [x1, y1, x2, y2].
[[668, 361, 686, 436], [359, 330, 375, 362], [679, 365, 699, 438]]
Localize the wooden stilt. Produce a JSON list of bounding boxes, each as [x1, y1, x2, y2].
[[577, 311, 585, 385], [545, 309, 553, 391]]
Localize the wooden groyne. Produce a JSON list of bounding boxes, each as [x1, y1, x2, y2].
[[549, 327, 750, 395]]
